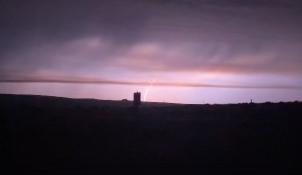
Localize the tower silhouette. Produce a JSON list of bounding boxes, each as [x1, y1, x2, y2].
[[133, 92, 141, 106]]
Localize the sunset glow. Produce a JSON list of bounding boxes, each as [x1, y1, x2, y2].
[[1, 0, 302, 103]]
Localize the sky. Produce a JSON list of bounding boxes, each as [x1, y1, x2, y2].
[[0, 0, 302, 104]]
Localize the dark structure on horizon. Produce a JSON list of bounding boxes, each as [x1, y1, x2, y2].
[[133, 92, 141, 106]]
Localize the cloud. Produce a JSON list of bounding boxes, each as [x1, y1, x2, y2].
[[1, 0, 302, 78], [1, 75, 302, 89]]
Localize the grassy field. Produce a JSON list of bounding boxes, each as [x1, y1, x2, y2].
[[1, 94, 301, 173]]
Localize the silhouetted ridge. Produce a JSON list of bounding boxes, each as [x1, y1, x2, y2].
[[1, 94, 301, 173]]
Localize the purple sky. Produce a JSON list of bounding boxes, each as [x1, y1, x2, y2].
[[0, 0, 302, 103]]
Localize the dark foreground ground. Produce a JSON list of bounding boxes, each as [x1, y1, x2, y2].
[[1, 94, 301, 173]]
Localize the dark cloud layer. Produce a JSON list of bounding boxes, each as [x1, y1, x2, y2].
[[1, 0, 302, 77], [2, 76, 302, 89]]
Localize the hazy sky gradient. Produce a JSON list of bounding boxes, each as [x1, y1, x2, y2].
[[0, 0, 302, 103]]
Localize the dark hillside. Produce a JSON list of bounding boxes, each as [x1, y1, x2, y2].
[[1, 94, 301, 173]]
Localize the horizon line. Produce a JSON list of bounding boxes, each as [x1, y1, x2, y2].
[[0, 93, 301, 105], [1, 78, 302, 89]]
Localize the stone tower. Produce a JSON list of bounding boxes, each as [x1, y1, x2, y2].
[[133, 92, 141, 106]]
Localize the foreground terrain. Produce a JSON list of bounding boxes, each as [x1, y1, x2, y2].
[[1, 94, 301, 173]]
